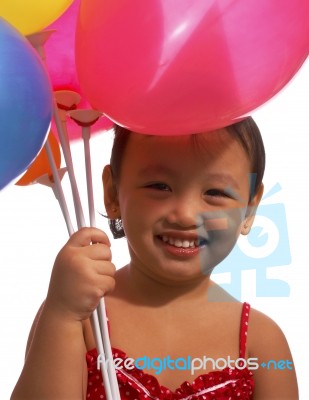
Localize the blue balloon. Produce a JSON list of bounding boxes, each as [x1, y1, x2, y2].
[[0, 18, 53, 190]]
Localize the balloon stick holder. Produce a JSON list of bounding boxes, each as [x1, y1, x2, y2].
[[27, 30, 120, 400], [26, 30, 55, 61]]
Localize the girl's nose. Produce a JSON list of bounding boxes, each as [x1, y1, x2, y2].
[[165, 195, 203, 229]]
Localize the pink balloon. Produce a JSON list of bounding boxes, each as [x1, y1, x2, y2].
[[76, 0, 309, 135], [44, 0, 113, 140]]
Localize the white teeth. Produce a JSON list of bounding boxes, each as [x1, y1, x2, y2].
[[174, 239, 182, 247], [160, 236, 204, 248]]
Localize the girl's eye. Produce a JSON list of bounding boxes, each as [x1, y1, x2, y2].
[[206, 189, 231, 198], [145, 182, 171, 191]]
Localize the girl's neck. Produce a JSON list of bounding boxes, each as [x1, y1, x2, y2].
[[112, 263, 213, 308]]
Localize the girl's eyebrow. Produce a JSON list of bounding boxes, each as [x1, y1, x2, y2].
[[138, 164, 175, 177], [205, 173, 240, 190]]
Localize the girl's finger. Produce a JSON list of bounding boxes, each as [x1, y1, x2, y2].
[[69, 227, 111, 247], [82, 242, 112, 262], [92, 261, 116, 277]]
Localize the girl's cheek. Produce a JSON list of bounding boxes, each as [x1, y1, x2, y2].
[[197, 208, 246, 240], [197, 208, 247, 274]]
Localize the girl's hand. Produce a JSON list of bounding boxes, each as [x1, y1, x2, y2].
[[45, 227, 116, 321]]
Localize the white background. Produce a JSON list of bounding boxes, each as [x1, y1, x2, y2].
[[1, 59, 309, 399]]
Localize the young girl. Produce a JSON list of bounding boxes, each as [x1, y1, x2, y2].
[[11, 117, 298, 399]]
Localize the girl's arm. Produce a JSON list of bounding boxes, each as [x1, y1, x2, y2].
[[11, 228, 115, 400], [248, 308, 298, 400], [11, 303, 87, 400]]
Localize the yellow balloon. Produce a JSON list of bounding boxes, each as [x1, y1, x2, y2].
[[0, 0, 73, 35]]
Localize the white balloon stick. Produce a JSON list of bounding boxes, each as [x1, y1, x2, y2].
[[82, 126, 96, 227], [69, 109, 121, 400], [52, 99, 86, 229], [44, 142, 74, 236], [28, 32, 115, 400]]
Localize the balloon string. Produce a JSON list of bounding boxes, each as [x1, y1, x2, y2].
[[82, 125, 121, 400], [45, 141, 74, 236]]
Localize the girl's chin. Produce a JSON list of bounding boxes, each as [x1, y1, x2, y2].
[[151, 263, 210, 286]]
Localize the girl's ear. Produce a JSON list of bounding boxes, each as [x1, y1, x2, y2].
[[241, 183, 264, 235], [102, 165, 121, 219]]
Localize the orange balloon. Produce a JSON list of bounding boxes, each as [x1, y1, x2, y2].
[[16, 131, 61, 186]]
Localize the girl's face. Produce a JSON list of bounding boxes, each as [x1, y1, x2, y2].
[[105, 130, 263, 285]]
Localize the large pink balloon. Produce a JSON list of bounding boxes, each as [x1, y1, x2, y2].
[[44, 0, 113, 140], [76, 0, 309, 135]]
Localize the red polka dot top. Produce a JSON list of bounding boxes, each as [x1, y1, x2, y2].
[[86, 302, 254, 399]]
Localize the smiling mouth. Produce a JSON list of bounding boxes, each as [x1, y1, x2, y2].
[[158, 235, 208, 249]]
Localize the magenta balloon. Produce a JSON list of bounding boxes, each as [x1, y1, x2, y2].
[[45, 0, 80, 94], [44, 0, 113, 140], [76, 0, 309, 135]]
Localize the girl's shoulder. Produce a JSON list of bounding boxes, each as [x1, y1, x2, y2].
[[247, 306, 291, 354], [246, 306, 298, 399]]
